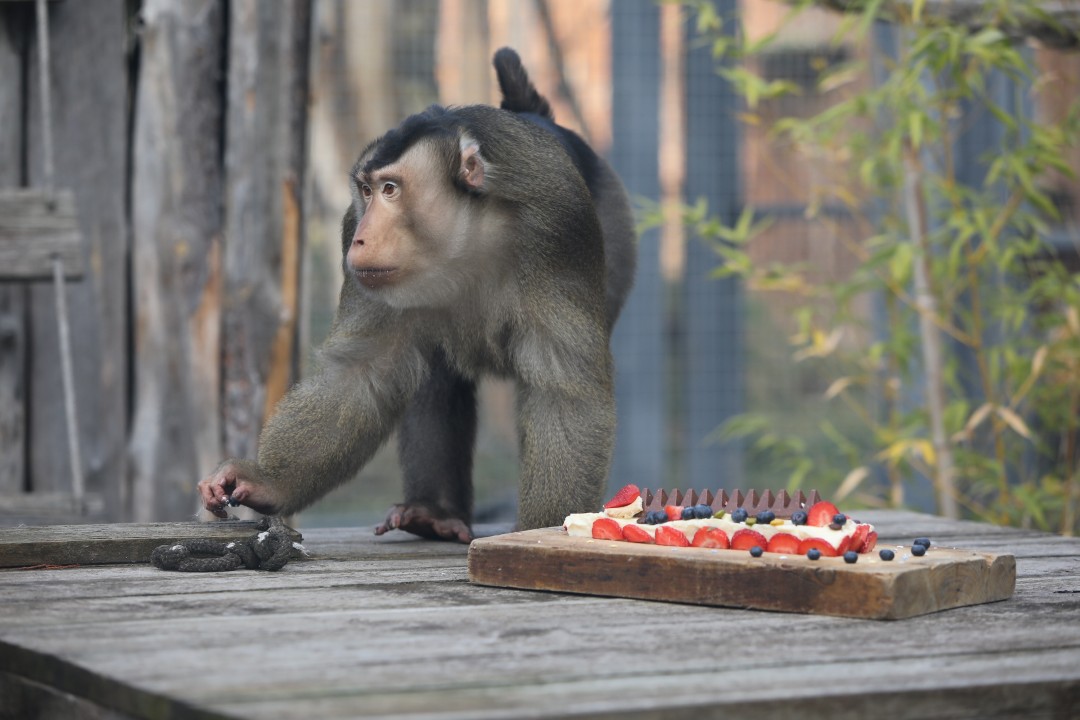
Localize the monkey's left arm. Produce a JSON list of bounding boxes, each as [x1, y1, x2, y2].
[[200, 302, 429, 518]]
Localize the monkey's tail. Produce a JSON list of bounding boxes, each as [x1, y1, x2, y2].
[[493, 47, 554, 120]]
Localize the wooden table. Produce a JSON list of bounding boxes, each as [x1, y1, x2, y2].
[[1, 510, 1078, 719]]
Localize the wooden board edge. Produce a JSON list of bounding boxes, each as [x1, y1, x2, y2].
[[0, 522, 304, 568], [467, 528, 1017, 621]]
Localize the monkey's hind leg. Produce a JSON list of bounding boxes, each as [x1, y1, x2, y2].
[[376, 350, 477, 543]]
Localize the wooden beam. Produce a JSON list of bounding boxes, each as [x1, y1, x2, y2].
[[0, 521, 303, 568], [0, 189, 83, 281]]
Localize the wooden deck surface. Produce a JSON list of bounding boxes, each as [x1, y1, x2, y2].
[[1, 510, 1078, 719]]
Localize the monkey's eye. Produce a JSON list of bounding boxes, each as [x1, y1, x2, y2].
[[381, 182, 399, 198], [360, 183, 373, 201]]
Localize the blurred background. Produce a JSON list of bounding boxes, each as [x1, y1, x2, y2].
[[2, 0, 1078, 533]]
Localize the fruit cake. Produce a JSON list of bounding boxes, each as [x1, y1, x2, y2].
[[563, 485, 884, 561]]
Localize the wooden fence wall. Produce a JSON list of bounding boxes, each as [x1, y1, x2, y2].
[[0, 0, 310, 524]]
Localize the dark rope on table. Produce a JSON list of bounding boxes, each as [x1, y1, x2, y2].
[[151, 516, 295, 572]]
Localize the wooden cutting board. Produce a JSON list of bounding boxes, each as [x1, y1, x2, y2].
[[467, 528, 1016, 620]]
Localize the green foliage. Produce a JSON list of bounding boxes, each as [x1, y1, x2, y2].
[[687, 0, 1080, 534]]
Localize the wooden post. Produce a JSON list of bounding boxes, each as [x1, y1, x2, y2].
[[128, 0, 227, 522], [222, 0, 311, 467]]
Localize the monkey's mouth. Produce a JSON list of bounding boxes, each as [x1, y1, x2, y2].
[[353, 267, 399, 289]]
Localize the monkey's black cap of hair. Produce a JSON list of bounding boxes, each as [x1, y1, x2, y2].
[[359, 106, 459, 176]]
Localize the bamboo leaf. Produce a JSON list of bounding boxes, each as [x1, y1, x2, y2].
[[1011, 345, 1048, 407], [912, 0, 926, 22], [824, 376, 855, 400], [996, 406, 1034, 440], [835, 466, 869, 502], [960, 402, 995, 439]]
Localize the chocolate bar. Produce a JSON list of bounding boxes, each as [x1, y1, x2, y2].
[[641, 489, 823, 519]]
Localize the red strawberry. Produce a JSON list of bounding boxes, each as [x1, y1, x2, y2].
[[655, 525, 690, 547], [837, 535, 852, 555], [664, 505, 685, 522], [604, 483, 642, 509], [849, 523, 871, 553], [766, 532, 800, 554], [806, 501, 840, 527], [691, 527, 730, 549], [730, 528, 769, 551], [862, 531, 878, 553], [797, 537, 840, 557], [622, 524, 655, 544], [591, 518, 623, 541]]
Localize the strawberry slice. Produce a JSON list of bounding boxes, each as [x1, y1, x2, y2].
[[862, 531, 878, 553], [806, 501, 840, 527], [849, 523, 871, 553], [655, 525, 690, 547], [622, 523, 655, 544], [691, 527, 730, 549], [591, 518, 623, 541], [664, 505, 685, 522], [766, 532, 800, 554], [604, 483, 641, 509], [797, 536, 840, 557], [837, 535, 852, 555], [730, 528, 768, 551]]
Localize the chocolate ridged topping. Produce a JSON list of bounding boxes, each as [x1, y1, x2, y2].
[[641, 489, 822, 519]]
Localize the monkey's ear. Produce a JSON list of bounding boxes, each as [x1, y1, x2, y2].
[[459, 136, 486, 191]]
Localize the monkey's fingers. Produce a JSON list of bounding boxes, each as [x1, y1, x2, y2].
[[198, 480, 230, 519]]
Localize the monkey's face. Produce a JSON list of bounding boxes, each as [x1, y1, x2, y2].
[[348, 139, 506, 309]]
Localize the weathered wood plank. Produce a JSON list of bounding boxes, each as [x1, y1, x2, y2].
[[128, 0, 226, 523], [0, 558, 1078, 719], [0, 521, 302, 568], [0, 514, 1077, 719], [221, 0, 310, 462], [24, 0, 127, 517], [0, 671, 133, 720], [468, 527, 1016, 619], [0, 189, 83, 280], [0, 5, 28, 497]]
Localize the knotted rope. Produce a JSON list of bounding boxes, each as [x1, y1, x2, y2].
[[151, 517, 296, 572]]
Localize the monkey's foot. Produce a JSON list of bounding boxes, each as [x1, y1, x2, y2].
[[375, 504, 474, 543]]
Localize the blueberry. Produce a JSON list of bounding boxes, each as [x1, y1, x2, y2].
[[843, 551, 858, 564], [911, 543, 927, 556], [731, 508, 749, 523], [756, 510, 776, 525], [750, 546, 764, 557], [833, 513, 847, 525], [879, 548, 895, 561], [644, 510, 667, 525], [914, 536, 932, 548], [681, 506, 696, 521], [693, 504, 713, 519], [791, 510, 808, 526], [828, 523, 843, 531], [806, 548, 822, 560]]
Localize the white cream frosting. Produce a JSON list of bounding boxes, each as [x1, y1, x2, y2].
[[604, 495, 644, 519], [563, 509, 865, 548]]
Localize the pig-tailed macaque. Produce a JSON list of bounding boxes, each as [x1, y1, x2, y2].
[[198, 48, 636, 541]]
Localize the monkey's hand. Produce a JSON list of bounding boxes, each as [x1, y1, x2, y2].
[[375, 504, 474, 544], [198, 459, 280, 519]]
